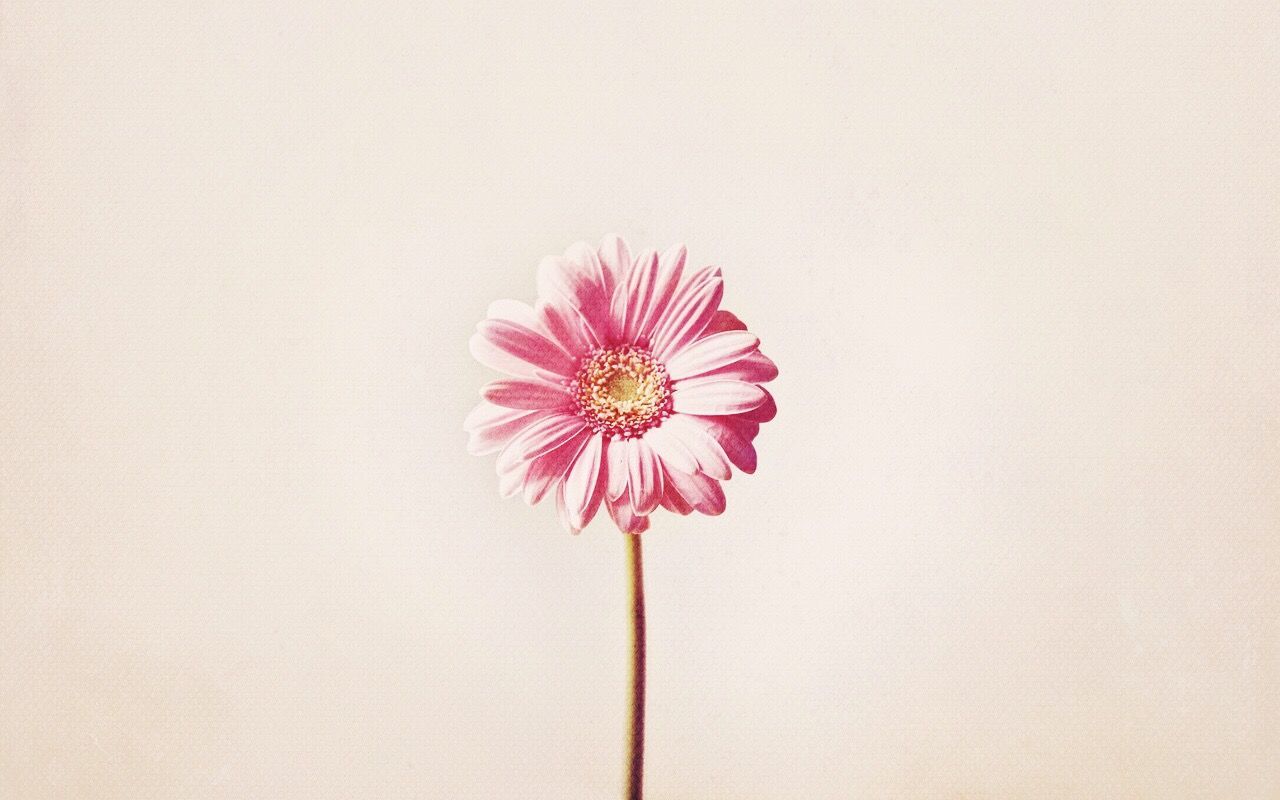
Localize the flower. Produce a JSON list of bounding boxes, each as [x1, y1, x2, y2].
[[464, 235, 777, 534]]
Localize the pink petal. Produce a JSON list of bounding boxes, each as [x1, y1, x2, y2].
[[522, 428, 590, 505], [660, 414, 732, 480], [475, 318, 577, 377], [738, 386, 777, 422], [703, 309, 747, 334], [607, 495, 650, 534], [626, 438, 663, 516], [632, 244, 686, 344], [695, 350, 778, 383], [539, 246, 611, 345], [664, 467, 727, 516], [659, 475, 694, 515], [641, 425, 699, 475], [496, 412, 587, 473], [564, 432, 606, 529], [650, 274, 724, 361], [619, 249, 659, 342], [536, 299, 593, 358], [481, 378, 572, 410], [665, 330, 760, 380], [671, 379, 766, 415]]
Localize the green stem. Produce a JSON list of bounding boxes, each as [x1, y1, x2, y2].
[[625, 533, 646, 800]]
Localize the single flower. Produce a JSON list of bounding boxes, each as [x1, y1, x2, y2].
[[465, 235, 777, 534]]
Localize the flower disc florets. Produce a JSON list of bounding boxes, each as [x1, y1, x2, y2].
[[571, 345, 672, 438]]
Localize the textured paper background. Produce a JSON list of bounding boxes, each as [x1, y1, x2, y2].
[[2, 3, 1278, 798]]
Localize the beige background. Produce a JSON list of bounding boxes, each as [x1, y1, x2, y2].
[[3, 2, 1279, 798]]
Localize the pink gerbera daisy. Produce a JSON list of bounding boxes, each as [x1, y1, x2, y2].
[[464, 235, 777, 534]]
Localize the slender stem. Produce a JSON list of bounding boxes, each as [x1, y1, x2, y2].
[[625, 532, 646, 800]]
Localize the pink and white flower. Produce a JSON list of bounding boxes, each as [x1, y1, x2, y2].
[[464, 235, 777, 534]]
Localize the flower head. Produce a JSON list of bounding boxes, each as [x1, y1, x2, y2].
[[465, 236, 777, 533]]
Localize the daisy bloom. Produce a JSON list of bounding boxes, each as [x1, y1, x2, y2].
[[464, 235, 778, 534]]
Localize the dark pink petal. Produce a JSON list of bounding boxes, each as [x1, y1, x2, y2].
[[650, 275, 724, 361], [693, 416, 758, 474], [626, 437, 664, 516], [564, 433, 606, 529], [664, 467, 726, 516], [607, 495, 650, 534], [671, 379, 766, 415], [475, 318, 577, 377], [738, 387, 777, 422], [481, 378, 572, 410], [665, 330, 760, 380], [660, 414, 732, 480], [703, 309, 748, 334], [641, 425, 699, 475]]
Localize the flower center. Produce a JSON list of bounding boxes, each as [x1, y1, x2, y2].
[[571, 345, 672, 437]]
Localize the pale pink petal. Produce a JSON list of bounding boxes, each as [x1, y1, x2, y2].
[[626, 438, 663, 516], [464, 400, 526, 432], [481, 378, 572, 410], [564, 432, 606, 529], [597, 234, 631, 299], [660, 413, 732, 480], [554, 482, 580, 534], [465, 404, 541, 456], [671, 379, 766, 415], [607, 495, 650, 534], [650, 274, 724, 361], [703, 309, 747, 334], [475, 318, 577, 377], [738, 386, 777, 422], [522, 428, 590, 505], [664, 467, 726, 516], [665, 330, 760, 380], [498, 462, 526, 498], [496, 412, 587, 473], [486, 298, 541, 329], [641, 425, 699, 475], [606, 435, 629, 500]]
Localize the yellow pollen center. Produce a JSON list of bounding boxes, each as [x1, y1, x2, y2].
[[605, 374, 641, 402], [571, 345, 672, 437]]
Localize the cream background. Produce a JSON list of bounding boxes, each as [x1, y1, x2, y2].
[[3, 2, 1279, 798]]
